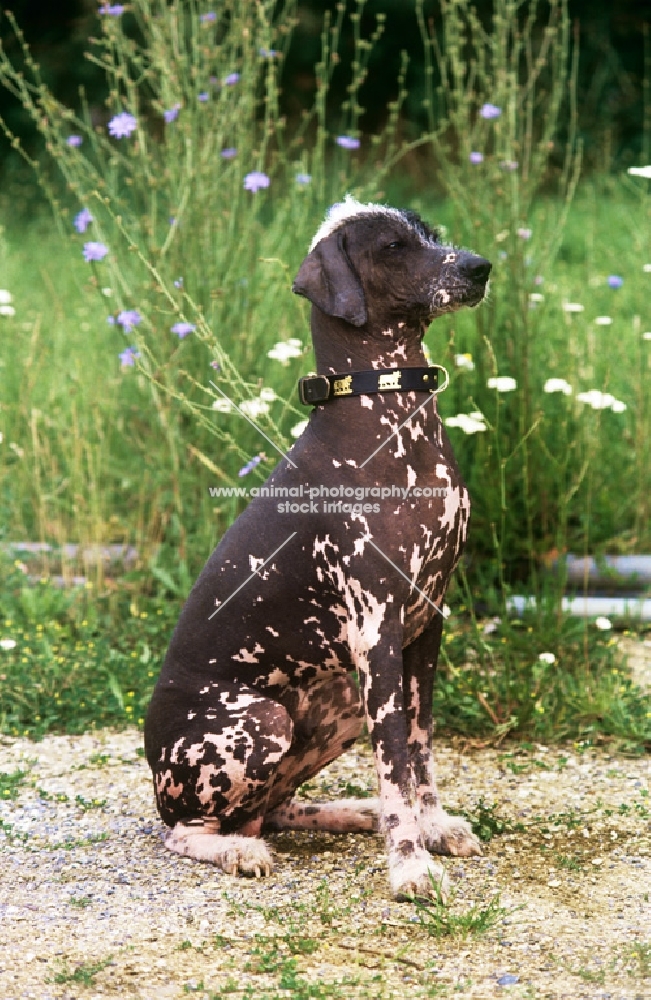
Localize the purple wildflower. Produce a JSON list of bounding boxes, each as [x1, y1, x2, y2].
[[210, 360, 221, 370], [171, 322, 195, 338], [107, 316, 116, 325], [295, 173, 311, 185], [224, 73, 240, 86], [164, 104, 181, 123], [74, 208, 93, 233], [336, 135, 360, 149], [108, 111, 138, 138], [259, 47, 279, 58], [66, 135, 83, 147], [83, 241, 109, 262], [607, 275, 623, 289], [174, 278, 183, 288], [243, 171, 270, 192], [99, 4, 125, 14], [221, 147, 237, 159], [200, 11, 216, 22], [469, 151, 484, 164], [238, 454, 262, 477], [198, 91, 209, 102], [117, 309, 142, 330], [119, 347, 140, 368], [480, 103, 502, 119]]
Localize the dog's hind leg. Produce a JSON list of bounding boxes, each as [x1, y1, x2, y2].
[[263, 673, 370, 831], [147, 684, 294, 876], [163, 823, 275, 876], [264, 797, 379, 832]]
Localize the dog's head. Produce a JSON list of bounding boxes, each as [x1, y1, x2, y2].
[[292, 196, 491, 328]]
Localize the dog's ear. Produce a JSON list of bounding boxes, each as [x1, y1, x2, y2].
[[292, 231, 367, 327]]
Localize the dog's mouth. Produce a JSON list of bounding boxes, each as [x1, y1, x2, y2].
[[430, 279, 489, 316], [466, 279, 490, 308]]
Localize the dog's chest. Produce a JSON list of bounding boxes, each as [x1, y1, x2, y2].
[[310, 477, 470, 652], [301, 408, 470, 647]]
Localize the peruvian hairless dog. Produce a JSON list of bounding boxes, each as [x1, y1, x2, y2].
[[145, 197, 492, 900]]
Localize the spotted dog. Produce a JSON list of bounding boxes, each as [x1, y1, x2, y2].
[[144, 196, 492, 900]]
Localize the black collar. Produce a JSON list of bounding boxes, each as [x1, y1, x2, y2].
[[298, 366, 440, 406]]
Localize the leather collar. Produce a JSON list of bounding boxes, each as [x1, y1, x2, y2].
[[298, 365, 441, 406]]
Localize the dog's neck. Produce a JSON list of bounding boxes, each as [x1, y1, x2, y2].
[[306, 309, 443, 458], [311, 311, 429, 373]]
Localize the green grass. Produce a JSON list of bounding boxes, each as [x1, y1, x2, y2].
[[435, 602, 651, 749], [51, 957, 113, 987], [1, 531, 650, 747], [0, 767, 29, 800], [459, 797, 525, 843], [0, 0, 648, 581], [0, 554, 177, 738], [408, 878, 512, 939], [0, 0, 650, 750], [1, 182, 650, 571]]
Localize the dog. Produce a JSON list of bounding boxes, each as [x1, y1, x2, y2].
[[144, 196, 491, 901]]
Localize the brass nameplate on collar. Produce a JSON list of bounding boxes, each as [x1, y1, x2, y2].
[[378, 371, 402, 391], [333, 375, 353, 396]]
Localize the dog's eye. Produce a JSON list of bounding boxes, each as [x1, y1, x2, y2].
[[385, 240, 403, 250]]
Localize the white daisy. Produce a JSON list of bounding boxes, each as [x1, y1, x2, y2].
[[267, 340, 303, 364], [544, 378, 573, 395], [240, 398, 270, 419], [445, 414, 487, 434], [487, 376, 517, 392]]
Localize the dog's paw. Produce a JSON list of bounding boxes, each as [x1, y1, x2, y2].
[[388, 850, 450, 903], [164, 826, 273, 877], [421, 809, 483, 857]]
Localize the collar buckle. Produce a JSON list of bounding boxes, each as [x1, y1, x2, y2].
[[298, 374, 331, 405]]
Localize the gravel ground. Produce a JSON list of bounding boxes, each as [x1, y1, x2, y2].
[[0, 644, 650, 999]]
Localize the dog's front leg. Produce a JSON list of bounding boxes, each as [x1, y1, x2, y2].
[[358, 623, 449, 902], [404, 616, 482, 858]]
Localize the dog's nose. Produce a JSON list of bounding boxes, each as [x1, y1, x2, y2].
[[459, 255, 492, 282]]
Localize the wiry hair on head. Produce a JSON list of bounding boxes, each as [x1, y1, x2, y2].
[[308, 195, 439, 253]]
